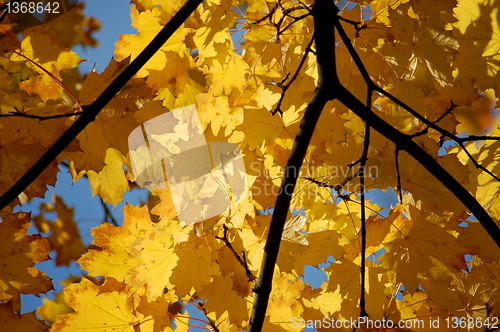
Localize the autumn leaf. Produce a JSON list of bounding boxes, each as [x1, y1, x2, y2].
[[51, 277, 138, 332], [198, 274, 250, 324], [0, 212, 52, 311], [128, 225, 179, 301], [0, 302, 49, 332], [11, 27, 82, 101], [0, 139, 59, 203], [36, 291, 73, 324], [87, 148, 130, 206], [77, 205, 153, 282], [169, 232, 219, 297], [380, 204, 468, 293], [33, 196, 86, 266]]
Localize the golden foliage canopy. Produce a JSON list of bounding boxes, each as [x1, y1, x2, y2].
[[0, 0, 499, 331]]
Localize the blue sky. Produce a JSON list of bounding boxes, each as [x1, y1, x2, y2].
[[73, 0, 136, 74]]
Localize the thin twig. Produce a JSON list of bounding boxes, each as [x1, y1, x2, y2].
[[301, 165, 364, 192], [10, 50, 81, 107], [409, 101, 456, 139], [215, 225, 256, 282], [337, 15, 367, 37], [60, 161, 119, 226], [269, 35, 314, 116], [0, 108, 84, 121], [197, 302, 220, 332]]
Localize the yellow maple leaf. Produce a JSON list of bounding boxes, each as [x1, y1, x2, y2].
[[36, 291, 73, 324], [78, 58, 128, 105], [398, 144, 471, 214], [115, 5, 189, 77], [12, 27, 82, 101], [308, 287, 342, 318], [197, 92, 243, 136], [0, 302, 49, 331], [217, 244, 254, 297], [380, 205, 467, 293], [457, 220, 499, 264], [236, 107, 294, 150], [0, 104, 74, 148], [192, 4, 237, 63], [51, 278, 138, 332], [295, 230, 346, 269], [238, 227, 266, 270], [64, 101, 143, 172], [0, 138, 59, 202], [207, 55, 249, 96], [128, 225, 179, 301], [453, 0, 500, 88], [146, 50, 198, 96], [0, 212, 52, 312], [169, 232, 219, 296], [268, 297, 304, 331], [198, 274, 250, 324], [77, 205, 153, 282], [87, 148, 130, 206], [134, 292, 182, 332]]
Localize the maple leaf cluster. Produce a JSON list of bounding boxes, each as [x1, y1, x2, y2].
[[0, 0, 499, 331]]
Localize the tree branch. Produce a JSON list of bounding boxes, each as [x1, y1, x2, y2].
[[358, 88, 372, 318], [248, 1, 339, 331], [332, 12, 500, 247], [336, 84, 500, 248], [0, 0, 204, 211]]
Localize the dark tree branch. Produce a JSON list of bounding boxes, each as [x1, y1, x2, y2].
[[334, 18, 456, 141], [458, 135, 500, 142], [248, 1, 339, 331], [359, 89, 372, 318], [0, 0, 20, 24], [251, 4, 500, 330], [248, 3, 277, 25], [336, 83, 500, 248], [394, 148, 403, 203], [278, 12, 312, 36], [0, 0, 204, 211], [333, 13, 500, 247], [337, 15, 367, 37]]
